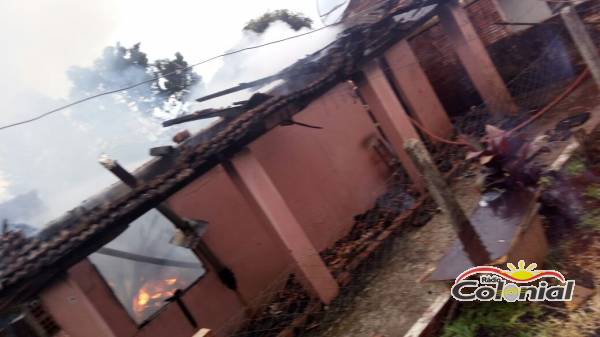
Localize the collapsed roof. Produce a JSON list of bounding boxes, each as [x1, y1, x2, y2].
[[0, 0, 448, 309]]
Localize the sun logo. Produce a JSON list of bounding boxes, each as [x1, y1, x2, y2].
[[455, 260, 567, 284], [505, 261, 540, 282], [452, 260, 575, 302]]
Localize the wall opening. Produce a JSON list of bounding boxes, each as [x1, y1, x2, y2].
[[89, 209, 206, 324]]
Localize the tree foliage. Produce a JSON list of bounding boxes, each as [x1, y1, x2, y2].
[[244, 10, 313, 34], [67, 43, 201, 115]]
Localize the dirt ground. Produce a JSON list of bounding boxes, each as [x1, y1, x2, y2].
[[305, 177, 479, 337]]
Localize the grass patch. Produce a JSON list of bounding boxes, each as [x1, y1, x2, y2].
[[538, 176, 554, 189], [441, 301, 543, 337], [545, 244, 567, 271], [584, 184, 600, 200], [578, 210, 600, 230], [564, 158, 586, 177], [533, 294, 600, 337]]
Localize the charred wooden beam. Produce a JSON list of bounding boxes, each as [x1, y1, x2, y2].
[[493, 21, 561, 26], [166, 290, 198, 328], [195, 74, 280, 103], [95, 247, 203, 269], [162, 106, 246, 127], [164, 93, 275, 128], [149, 146, 177, 157]]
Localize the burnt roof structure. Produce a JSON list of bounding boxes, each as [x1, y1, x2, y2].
[[0, 0, 448, 309]]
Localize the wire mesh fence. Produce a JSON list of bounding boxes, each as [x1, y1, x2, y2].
[[419, 0, 600, 174], [453, 0, 600, 138]]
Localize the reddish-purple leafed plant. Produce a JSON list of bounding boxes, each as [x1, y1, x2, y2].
[[467, 125, 542, 191]]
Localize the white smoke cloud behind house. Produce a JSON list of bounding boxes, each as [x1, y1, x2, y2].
[[0, 0, 340, 228], [0, 171, 11, 203], [194, 22, 341, 109], [0, 0, 120, 99]]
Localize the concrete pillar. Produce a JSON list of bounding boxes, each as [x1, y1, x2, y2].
[[439, 0, 518, 116], [561, 6, 600, 88], [360, 59, 424, 190], [384, 39, 453, 139], [223, 148, 339, 304], [194, 329, 216, 337]]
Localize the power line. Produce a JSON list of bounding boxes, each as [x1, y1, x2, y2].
[[0, 0, 411, 132], [0, 24, 335, 132], [96, 247, 203, 269]]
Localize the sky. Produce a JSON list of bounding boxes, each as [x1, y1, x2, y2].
[[0, 0, 349, 308], [1, 0, 344, 100], [0, 0, 349, 226]]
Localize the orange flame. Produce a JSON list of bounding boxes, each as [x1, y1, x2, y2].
[[132, 278, 180, 320]]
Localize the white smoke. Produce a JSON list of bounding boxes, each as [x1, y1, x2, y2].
[[0, 171, 11, 203], [0, 13, 340, 230], [0, 1, 342, 324], [0, 86, 210, 228], [192, 21, 341, 109]]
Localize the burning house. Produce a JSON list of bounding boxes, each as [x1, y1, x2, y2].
[[1, 0, 599, 336]]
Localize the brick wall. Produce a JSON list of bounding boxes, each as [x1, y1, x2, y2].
[[345, 0, 600, 115], [408, 0, 599, 116], [408, 0, 513, 115], [467, 0, 511, 45], [409, 19, 480, 116]]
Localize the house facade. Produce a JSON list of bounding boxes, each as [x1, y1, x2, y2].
[[1, 0, 597, 336]]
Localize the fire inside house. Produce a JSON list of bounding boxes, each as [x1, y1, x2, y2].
[[1, 0, 600, 336], [88, 210, 205, 323]]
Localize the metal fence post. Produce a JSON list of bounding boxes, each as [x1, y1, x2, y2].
[[404, 138, 491, 266], [561, 5, 600, 88]]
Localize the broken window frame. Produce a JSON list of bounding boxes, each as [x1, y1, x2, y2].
[[88, 209, 207, 326]]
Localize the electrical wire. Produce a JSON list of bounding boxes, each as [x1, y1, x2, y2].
[[536, 0, 578, 4], [0, 0, 404, 132], [3, 0, 590, 146], [407, 115, 472, 146], [406, 4, 600, 145], [408, 66, 592, 147], [0, 25, 334, 131], [508, 68, 590, 133]]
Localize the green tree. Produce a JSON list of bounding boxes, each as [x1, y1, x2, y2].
[[244, 10, 313, 34], [67, 43, 201, 115], [151, 52, 200, 103]]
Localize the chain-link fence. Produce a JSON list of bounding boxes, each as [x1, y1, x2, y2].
[[453, 0, 600, 138], [415, 0, 600, 176]]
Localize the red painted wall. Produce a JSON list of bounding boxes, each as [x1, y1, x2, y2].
[[409, 0, 508, 116], [466, 0, 511, 46], [166, 164, 290, 336], [48, 83, 388, 337], [166, 83, 387, 335], [249, 83, 389, 251], [41, 261, 137, 337]]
